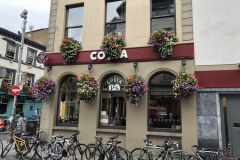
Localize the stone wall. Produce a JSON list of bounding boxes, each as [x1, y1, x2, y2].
[[25, 29, 48, 46], [181, 0, 193, 41]]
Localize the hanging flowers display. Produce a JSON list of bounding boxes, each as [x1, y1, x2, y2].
[[101, 34, 125, 60], [32, 76, 55, 101], [60, 37, 81, 63], [23, 86, 34, 95], [122, 74, 147, 105], [171, 71, 199, 100], [77, 73, 99, 103], [149, 28, 177, 59], [3, 83, 12, 96]]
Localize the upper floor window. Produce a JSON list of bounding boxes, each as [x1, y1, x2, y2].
[[26, 48, 37, 65], [148, 72, 181, 132], [6, 42, 17, 60], [151, 0, 175, 32], [2, 69, 15, 86], [99, 74, 126, 129], [106, 0, 126, 37], [23, 74, 34, 88], [57, 76, 80, 126], [65, 6, 84, 42]]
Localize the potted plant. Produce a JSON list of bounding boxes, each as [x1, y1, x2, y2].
[[3, 83, 12, 96], [149, 29, 177, 59], [77, 73, 99, 103], [60, 37, 81, 63], [101, 34, 125, 60], [171, 71, 199, 100], [32, 76, 55, 101], [122, 74, 147, 105], [23, 86, 34, 95]]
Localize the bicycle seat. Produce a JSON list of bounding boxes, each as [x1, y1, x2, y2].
[[192, 145, 199, 148], [143, 140, 152, 144], [21, 132, 30, 136], [95, 136, 102, 139], [114, 141, 121, 144], [52, 135, 64, 139]]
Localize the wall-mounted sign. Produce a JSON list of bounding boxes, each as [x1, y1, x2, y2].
[[37, 51, 48, 63], [90, 50, 128, 60], [103, 75, 124, 91]]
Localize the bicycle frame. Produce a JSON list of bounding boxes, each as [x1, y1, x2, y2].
[[13, 136, 28, 153], [145, 146, 177, 160]]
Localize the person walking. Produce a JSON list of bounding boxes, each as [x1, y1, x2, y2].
[[17, 112, 27, 133], [35, 108, 40, 119]]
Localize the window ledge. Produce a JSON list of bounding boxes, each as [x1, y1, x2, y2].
[[146, 131, 182, 137], [147, 38, 178, 44], [53, 126, 78, 131], [96, 128, 126, 134]]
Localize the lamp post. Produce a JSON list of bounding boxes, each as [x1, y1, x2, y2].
[[9, 9, 28, 139]]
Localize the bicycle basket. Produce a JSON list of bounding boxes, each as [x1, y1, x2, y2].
[[167, 141, 179, 150]]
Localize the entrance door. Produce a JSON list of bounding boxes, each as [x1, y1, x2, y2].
[[221, 95, 240, 158]]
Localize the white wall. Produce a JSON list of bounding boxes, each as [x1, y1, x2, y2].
[[0, 35, 44, 88], [193, 0, 240, 66]]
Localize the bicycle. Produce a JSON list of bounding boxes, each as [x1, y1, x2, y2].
[[41, 136, 76, 160], [2, 131, 37, 160], [0, 138, 3, 158], [181, 145, 231, 160], [131, 138, 184, 160], [88, 135, 129, 160]]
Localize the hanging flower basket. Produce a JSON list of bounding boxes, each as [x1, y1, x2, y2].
[[32, 76, 55, 101], [171, 71, 199, 100], [23, 86, 34, 95], [122, 74, 147, 105], [60, 37, 81, 63], [149, 28, 177, 59], [101, 34, 125, 60], [77, 73, 99, 103], [3, 83, 12, 96]]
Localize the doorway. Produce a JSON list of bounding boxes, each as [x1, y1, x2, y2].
[[220, 95, 240, 158]]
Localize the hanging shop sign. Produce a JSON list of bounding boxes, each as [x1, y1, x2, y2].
[[37, 51, 48, 63], [90, 50, 128, 61]]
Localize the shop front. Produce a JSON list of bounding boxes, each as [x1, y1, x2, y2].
[[41, 43, 197, 152]]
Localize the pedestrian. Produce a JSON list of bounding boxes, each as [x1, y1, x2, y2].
[[17, 112, 27, 133], [35, 108, 40, 119]]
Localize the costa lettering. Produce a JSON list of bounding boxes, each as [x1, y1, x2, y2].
[[90, 50, 128, 60]]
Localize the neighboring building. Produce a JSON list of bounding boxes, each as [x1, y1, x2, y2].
[[25, 28, 48, 46], [193, 0, 240, 157], [0, 27, 46, 120], [41, 0, 196, 153]]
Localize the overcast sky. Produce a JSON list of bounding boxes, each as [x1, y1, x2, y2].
[[0, 0, 51, 34]]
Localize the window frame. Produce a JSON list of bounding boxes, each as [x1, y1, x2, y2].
[[5, 41, 19, 61], [150, 0, 176, 34], [26, 47, 37, 66], [22, 73, 35, 88], [98, 74, 126, 130], [65, 5, 84, 42], [147, 71, 182, 133], [105, 0, 126, 36], [1, 68, 16, 88], [56, 75, 80, 127]]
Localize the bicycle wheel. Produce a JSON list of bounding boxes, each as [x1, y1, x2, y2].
[[88, 146, 105, 160], [41, 143, 52, 160], [2, 141, 13, 158], [131, 148, 147, 160], [21, 142, 37, 160], [67, 144, 76, 160], [36, 141, 49, 159], [181, 154, 200, 160], [0, 140, 3, 157], [74, 143, 90, 160], [112, 147, 129, 160]]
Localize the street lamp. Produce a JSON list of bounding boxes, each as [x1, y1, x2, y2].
[[9, 9, 28, 139]]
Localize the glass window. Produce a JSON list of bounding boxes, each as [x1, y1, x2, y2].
[[6, 42, 16, 59], [151, 0, 175, 32], [106, 0, 126, 37], [27, 48, 36, 65], [23, 74, 33, 87], [148, 72, 181, 131], [57, 76, 80, 126], [100, 74, 126, 128], [65, 6, 84, 42], [2, 70, 14, 86], [0, 103, 7, 114]]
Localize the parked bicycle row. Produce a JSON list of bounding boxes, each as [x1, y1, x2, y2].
[[0, 130, 231, 160]]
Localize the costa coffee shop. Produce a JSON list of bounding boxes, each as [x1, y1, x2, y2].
[[41, 0, 196, 152]]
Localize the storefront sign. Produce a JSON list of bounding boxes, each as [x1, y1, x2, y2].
[[106, 77, 123, 91], [90, 50, 128, 60]]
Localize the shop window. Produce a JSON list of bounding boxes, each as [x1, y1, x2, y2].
[[106, 0, 126, 37], [2, 69, 15, 87], [57, 76, 80, 126], [0, 104, 7, 114], [99, 74, 126, 129], [26, 48, 36, 65], [6, 42, 17, 59], [65, 5, 84, 42], [16, 104, 23, 115], [151, 0, 175, 32], [148, 72, 181, 132]]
